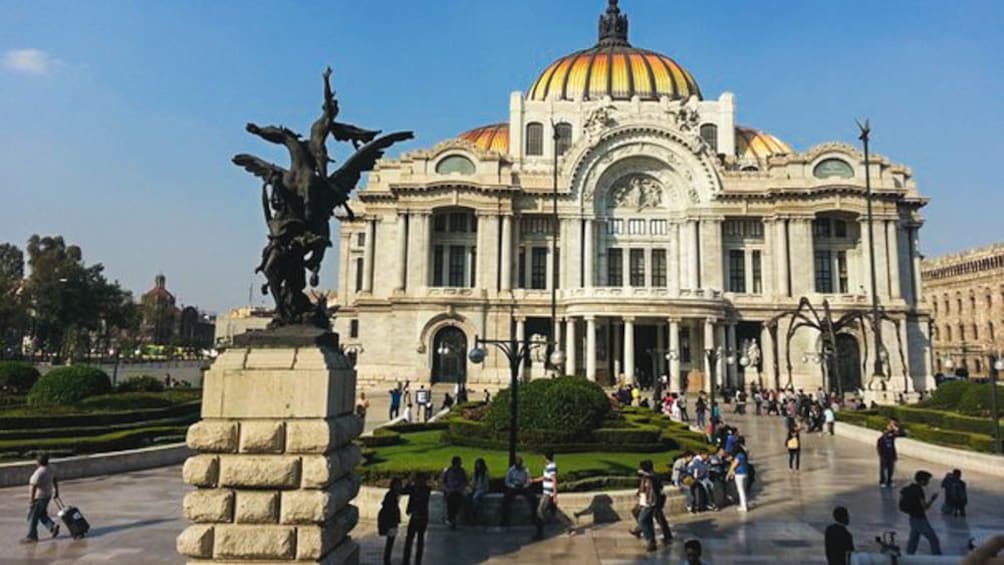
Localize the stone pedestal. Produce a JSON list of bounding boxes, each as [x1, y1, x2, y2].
[[178, 332, 363, 564]]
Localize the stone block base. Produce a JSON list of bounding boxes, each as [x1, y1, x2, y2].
[[179, 343, 362, 563]]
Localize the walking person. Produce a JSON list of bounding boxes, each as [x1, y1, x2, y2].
[[727, 437, 751, 512], [355, 391, 369, 419], [21, 454, 60, 543], [786, 428, 802, 473], [940, 469, 967, 517], [467, 458, 490, 524], [695, 395, 707, 429], [377, 478, 402, 565], [389, 385, 403, 420], [632, 460, 659, 552], [900, 470, 942, 555], [401, 472, 431, 565], [824, 506, 855, 565], [531, 451, 558, 540], [678, 392, 689, 422], [824, 405, 835, 435], [440, 456, 468, 529]]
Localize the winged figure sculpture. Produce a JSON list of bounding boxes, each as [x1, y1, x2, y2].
[[233, 67, 413, 328]]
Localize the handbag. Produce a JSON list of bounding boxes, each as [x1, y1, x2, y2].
[[786, 437, 799, 450]]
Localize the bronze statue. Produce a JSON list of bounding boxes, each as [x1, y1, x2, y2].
[[234, 67, 413, 328]]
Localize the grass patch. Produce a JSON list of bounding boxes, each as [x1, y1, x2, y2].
[[0, 424, 191, 461]]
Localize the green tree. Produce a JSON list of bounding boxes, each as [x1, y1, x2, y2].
[[0, 243, 27, 358]]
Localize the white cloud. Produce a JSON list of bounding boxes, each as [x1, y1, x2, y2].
[[2, 48, 58, 75]]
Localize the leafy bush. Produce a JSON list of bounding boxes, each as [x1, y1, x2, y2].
[[591, 426, 662, 444], [116, 375, 165, 393], [957, 384, 1002, 418], [27, 366, 112, 406], [925, 380, 974, 410], [358, 428, 401, 447], [0, 393, 26, 407], [0, 361, 40, 394], [483, 377, 610, 439]]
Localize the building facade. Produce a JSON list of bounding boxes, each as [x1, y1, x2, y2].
[[922, 243, 1004, 378], [332, 1, 933, 393]]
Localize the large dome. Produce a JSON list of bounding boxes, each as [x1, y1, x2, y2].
[[528, 1, 700, 102]]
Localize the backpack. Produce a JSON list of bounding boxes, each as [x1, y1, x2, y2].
[[899, 485, 921, 515]]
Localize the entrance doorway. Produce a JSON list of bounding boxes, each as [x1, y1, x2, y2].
[[431, 326, 467, 384], [829, 334, 862, 394]]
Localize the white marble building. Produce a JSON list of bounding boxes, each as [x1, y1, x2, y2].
[[332, 1, 933, 394]]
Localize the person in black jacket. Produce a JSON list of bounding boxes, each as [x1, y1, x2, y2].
[[900, 470, 942, 555], [824, 506, 855, 565], [876, 422, 901, 487], [402, 473, 431, 565], [377, 478, 402, 565]]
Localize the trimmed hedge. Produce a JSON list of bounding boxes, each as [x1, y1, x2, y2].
[[358, 427, 402, 448], [483, 377, 610, 439], [385, 421, 449, 433], [837, 409, 997, 453], [873, 405, 999, 437], [27, 366, 112, 406], [0, 414, 199, 441], [0, 400, 201, 430], [0, 424, 192, 458], [116, 375, 166, 393], [0, 361, 40, 394]]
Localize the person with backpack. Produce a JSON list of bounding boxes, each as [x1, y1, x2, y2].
[[940, 469, 968, 517], [402, 472, 432, 565], [786, 428, 802, 472], [900, 470, 942, 555], [824, 506, 855, 565], [377, 478, 402, 565]]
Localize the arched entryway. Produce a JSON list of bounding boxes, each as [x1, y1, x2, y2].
[[828, 334, 862, 394], [431, 326, 467, 384]]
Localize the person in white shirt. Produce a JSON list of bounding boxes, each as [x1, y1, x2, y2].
[[824, 406, 836, 435], [403, 403, 413, 423], [21, 454, 59, 543]]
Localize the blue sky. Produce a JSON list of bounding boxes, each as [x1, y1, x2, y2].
[[2, 0, 1002, 313]]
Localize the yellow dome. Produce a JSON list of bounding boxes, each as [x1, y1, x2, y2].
[[528, 1, 700, 102], [735, 126, 792, 160], [458, 123, 510, 154]]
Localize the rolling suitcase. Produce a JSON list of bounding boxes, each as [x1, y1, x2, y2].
[[55, 497, 90, 539]]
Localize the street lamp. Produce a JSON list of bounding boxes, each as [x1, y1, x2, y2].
[[437, 342, 467, 402], [858, 119, 886, 389], [468, 315, 560, 466], [989, 351, 1003, 455], [109, 348, 121, 386], [705, 346, 736, 425]]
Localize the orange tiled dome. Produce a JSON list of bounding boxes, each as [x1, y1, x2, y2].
[[458, 123, 510, 154], [735, 126, 792, 160]]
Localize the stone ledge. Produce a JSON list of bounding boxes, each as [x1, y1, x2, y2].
[[0, 443, 191, 489], [834, 421, 1004, 477]]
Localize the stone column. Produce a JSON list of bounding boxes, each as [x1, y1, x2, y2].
[[760, 324, 774, 390], [775, 219, 791, 297], [178, 336, 363, 564], [687, 220, 700, 290], [624, 317, 636, 385], [565, 317, 577, 377], [669, 223, 681, 296], [656, 323, 666, 376], [887, 221, 902, 299], [563, 218, 581, 290], [727, 322, 738, 389], [585, 316, 597, 382], [789, 218, 813, 295], [583, 219, 594, 288], [621, 246, 631, 290], [703, 318, 715, 392], [700, 219, 723, 291], [716, 324, 727, 389], [899, 318, 911, 392], [476, 213, 499, 291], [500, 215, 512, 291], [545, 245, 555, 291], [762, 219, 775, 296], [362, 219, 376, 294], [669, 318, 681, 393], [512, 215, 522, 289], [910, 226, 923, 303], [406, 212, 430, 290], [860, 218, 874, 297], [612, 320, 622, 379], [516, 318, 526, 380], [394, 213, 408, 293]]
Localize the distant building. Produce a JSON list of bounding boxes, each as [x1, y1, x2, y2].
[[214, 307, 272, 347], [140, 274, 180, 345], [179, 306, 216, 349], [922, 243, 1004, 378]]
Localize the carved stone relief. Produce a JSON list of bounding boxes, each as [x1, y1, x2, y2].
[[607, 174, 665, 211]]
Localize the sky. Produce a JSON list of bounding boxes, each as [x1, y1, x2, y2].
[[1, 0, 1002, 313]]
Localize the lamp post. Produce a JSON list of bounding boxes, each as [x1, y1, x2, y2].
[[645, 347, 675, 406], [549, 121, 561, 375], [990, 351, 1002, 455], [468, 313, 562, 466], [109, 348, 121, 386], [437, 342, 466, 403], [858, 120, 885, 388], [705, 346, 736, 424]]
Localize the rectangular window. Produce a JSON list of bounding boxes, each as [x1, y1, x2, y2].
[[355, 232, 366, 247], [724, 219, 764, 239], [834, 219, 848, 238], [449, 212, 467, 232], [837, 251, 848, 293], [531, 247, 547, 289], [470, 246, 477, 287], [354, 258, 364, 292], [433, 214, 447, 232], [652, 249, 667, 287], [649, 219, 667, 235], [628, 219, 646, 235], [629, 249, 645, 286], [349, 320, 359, 338], [448, 245, 465, 287], [518, 248, 527, 288], [745, 220, 764, 238], [813, 219, 831, 238], [815, 250, 833, 293], [525, 123, 543, 156], [520, 216, 551, 234], [728, 249, 746, 293], [607, 248, 623, 286], [751, 250, 762, 294], [606, 219, 624, 235], [433, 246, 445, 286]]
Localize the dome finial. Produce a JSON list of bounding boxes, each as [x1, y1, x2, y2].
[[598, 0, 630, 47]]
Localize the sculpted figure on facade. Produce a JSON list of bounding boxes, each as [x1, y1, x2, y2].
[[584, 105, 618, 138], [609, 174, 664, 211]]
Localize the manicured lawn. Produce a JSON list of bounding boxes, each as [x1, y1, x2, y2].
[[361, 430, 686, 489]]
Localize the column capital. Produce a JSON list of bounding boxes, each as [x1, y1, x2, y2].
[[584, 315, 596, 322], [622, 316, 636, 323], [705, 316, 718, 325]]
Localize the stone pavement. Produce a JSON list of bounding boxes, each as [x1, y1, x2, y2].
[[3, 411, 1003, 563]]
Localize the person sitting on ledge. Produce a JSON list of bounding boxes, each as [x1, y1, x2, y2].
[[500, 456, 539, 532]]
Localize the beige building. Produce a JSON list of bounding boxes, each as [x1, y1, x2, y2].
[[331, 1, 933, 394], [922, 243, 1004, 378]]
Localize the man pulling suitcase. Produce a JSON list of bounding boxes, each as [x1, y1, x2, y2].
[[21, 453, 60, 543]]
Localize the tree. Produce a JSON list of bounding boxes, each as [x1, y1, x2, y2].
[[0, 243, 27, 358]]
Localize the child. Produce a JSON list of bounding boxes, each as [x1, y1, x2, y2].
[[377, 478, 402, 565]]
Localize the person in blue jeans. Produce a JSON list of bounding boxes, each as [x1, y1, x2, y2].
[[22, 454, 60, 543], [900, 470, 942, 555]]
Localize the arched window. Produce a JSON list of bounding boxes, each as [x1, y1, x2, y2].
[[699, 124, 718, 153], [990, 322, 996, 341], [435, 155, 475, 175], [813, 158, 854, 179], [959, 324, 966, 341], [946, 325, 952, 341], [972, 323, 979, 341], [555, 122, 573, 156], [525, 122, 543, 156]]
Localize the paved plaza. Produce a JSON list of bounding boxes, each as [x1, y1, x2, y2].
[[3, 411, 1003, 564]]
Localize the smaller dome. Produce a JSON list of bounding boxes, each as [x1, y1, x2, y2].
[[458, 123, 510, 154], [735, 126, 792, 160]]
